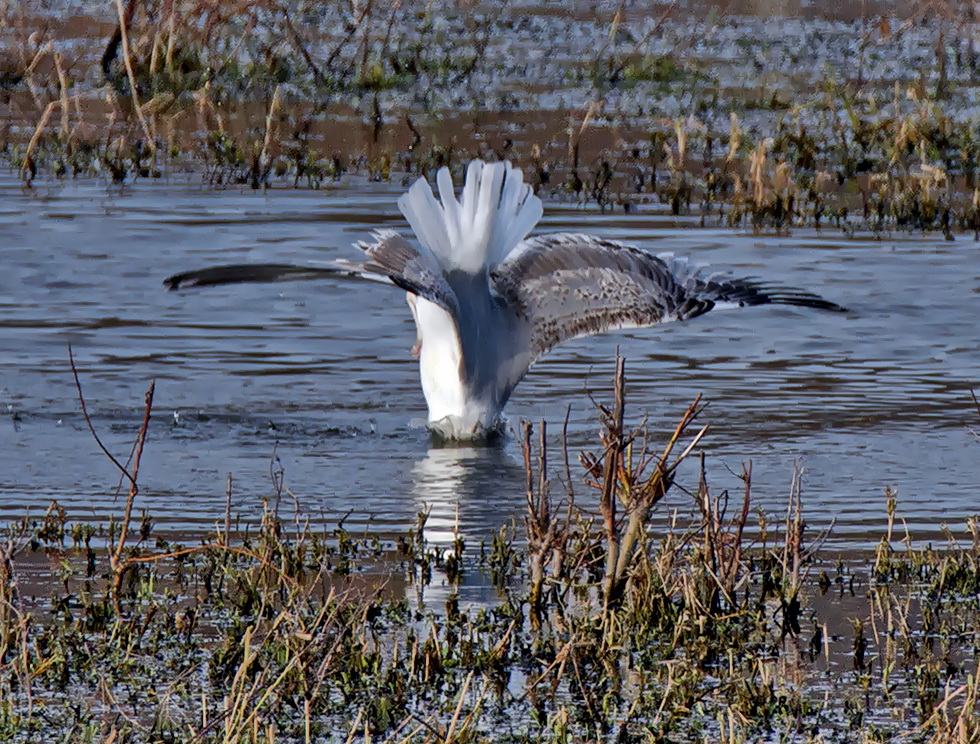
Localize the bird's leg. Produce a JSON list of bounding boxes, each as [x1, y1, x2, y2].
[[406, 293, 422, 358]]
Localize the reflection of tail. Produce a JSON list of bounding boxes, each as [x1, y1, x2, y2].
[[409, 445, 525, 546], [397, 160, 543, 274], [407, 445, 526, 607], [407, 447, 472, 610], [411, 448, 473, 551]]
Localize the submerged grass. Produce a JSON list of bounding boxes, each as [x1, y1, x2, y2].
[[2, 360, 979, 742]]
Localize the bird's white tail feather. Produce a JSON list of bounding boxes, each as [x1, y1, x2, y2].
[[398, 160, 544, 274], [400, 178, 449, 261]]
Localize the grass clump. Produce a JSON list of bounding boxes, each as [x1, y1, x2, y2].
[[3, 360, 980, 742]]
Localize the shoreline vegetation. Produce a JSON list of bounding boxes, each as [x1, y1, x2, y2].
[[4, 1, 980, 235], [2, 359, 980, 742], [4, 1, 980, 740]]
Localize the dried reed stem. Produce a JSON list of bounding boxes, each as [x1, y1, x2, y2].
[[113, 0, 155, 153], [260, 84, 283, 172], [224, 472, 233, 546], [112, 380, 155, 571], [612, 394, 706, 593], [599, 355, 626, 605], [53, 52, 70, 150], [20, 100, 57, 182]]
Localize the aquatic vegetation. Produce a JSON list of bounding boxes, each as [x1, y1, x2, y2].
[[3, 0, 980, 238], [4, 1, 980, 738], [2, 361, 980, 742]]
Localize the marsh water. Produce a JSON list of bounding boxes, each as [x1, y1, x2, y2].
[[1, 173, 978, 551]]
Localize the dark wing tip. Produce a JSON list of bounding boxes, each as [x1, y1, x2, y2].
[[818, 299, 848, 313], [764, 290, 848, 313], [162, 263, 330, 291], [163, 272, 192, 290], [163, 265, 260, 291], [691, 274, 847, 315]]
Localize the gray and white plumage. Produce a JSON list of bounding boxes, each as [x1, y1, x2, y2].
[[165, 159, 845, 440]]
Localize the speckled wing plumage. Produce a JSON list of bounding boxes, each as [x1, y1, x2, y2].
[[491, 233, 845, 365], [353, 229, 461, 320]]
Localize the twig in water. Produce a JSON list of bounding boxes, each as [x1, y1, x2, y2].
[[113, 378, 154, 571], [68, 345, 154, 608], [69, 345, 137, 490], [598, 354, 626, 606]]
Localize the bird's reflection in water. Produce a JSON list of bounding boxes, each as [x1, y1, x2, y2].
[[410, 444, 526, 547], [408, 443, 526, 607]]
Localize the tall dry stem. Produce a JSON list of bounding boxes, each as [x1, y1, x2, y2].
[[726, 113, 742, 168], [113, 0, 155, 153], [597, 356, 626, 605], [580, 357, 707, 610], [522, 419, 572, 620], [20, 100, 57, 182], [68, 346, 155, 611], [749, 138, 770, 208]]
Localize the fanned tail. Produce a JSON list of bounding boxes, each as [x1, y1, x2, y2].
[[397, 160, 543, 274]]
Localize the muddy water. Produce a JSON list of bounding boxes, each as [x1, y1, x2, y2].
[[1, 173, 977, 550]]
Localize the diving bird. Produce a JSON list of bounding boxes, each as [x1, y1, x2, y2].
[[165, 159, 845, 440]]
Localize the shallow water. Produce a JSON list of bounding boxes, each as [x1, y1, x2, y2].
[[1, 174, 977, 550]]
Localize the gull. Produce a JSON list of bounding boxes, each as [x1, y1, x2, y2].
[[165, 159, 845, 440]]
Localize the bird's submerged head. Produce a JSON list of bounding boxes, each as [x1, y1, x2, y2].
[[427, 413, 506, 444]]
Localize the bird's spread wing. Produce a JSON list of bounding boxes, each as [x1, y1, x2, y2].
[[491, 233, 845, 364], [164, 230, 460, 321]]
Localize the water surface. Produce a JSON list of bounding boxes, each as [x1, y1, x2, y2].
[[1, 175, 977, 550]]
